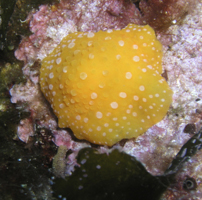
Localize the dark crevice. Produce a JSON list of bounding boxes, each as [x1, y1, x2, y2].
[[131, 0, 143, 15]]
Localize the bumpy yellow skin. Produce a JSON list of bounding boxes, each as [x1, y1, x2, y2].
[[40, 23, 172, 146]]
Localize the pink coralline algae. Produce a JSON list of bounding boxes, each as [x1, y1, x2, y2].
[[15, 0, 142, 64], [14, 0, 195, 64], [10, 0, 202, 187]]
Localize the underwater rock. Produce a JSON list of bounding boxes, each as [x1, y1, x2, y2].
[[9, 0, 202, 179]]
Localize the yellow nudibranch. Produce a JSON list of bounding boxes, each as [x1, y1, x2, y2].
[[40, 23, 172, 146]]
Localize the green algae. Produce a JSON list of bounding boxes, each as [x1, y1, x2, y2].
[[0, 62, 26, 88], [165, 128, 202, 175], [0, 60, 44, 199], [53, 148, 170, 200], [0, 129, 54, 200], [52, 128, 202, 199], [0, 0, 59, 62], [0, 61, 27, 128], [0, 1, 60, 199], [0, 61, 27, 132]]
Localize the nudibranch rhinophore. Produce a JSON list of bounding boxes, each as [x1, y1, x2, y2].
[[40, 23, 173, 146]]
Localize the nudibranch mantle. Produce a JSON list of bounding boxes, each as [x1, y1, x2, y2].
[[40, 23, 172, 146]]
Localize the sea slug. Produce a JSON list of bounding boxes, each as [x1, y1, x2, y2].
[[40, 23, 172, 146]]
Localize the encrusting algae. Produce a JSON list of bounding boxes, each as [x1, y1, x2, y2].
[[40, 23, 173, 146]]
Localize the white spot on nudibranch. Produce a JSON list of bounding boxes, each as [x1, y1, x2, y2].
[[49, 84, 53, 90], [133, 44, 138, 49], [63, 66, 68, 73], [89, 53, 94, 59], [91, 92, 97, 99], [96, 111, 103, 119], [49, 72, 54, 79], [59, 103, 64, 109], [116, 55, 121, 60], [105, 36, 111, 40], [133, 56, 140, 62], [139, 85, 145, 91], [84, 118, 88, 123], [110, 102, 118, 109], [118, 40, 124, 46], [56, 58, 62, 65], [87, 32, 95, 38], [147, 65, 152, 69], [76, 115, 81, 120], [119, 92, 127, 98], [107, 29, 113, 33], [125, 72, 132, 79], [133, 95, 139, 101], [87, 41, 93, 47], [68, 43, 75, 48], [97, 126, 101, 131], [104, 123, 109, 127], [142, 98, 147, 102], [80, 72, 87, 80]]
